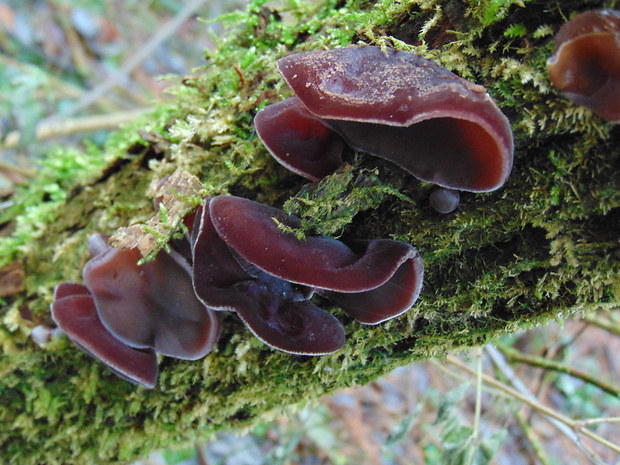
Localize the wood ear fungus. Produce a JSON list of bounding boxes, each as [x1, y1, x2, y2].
[[83, 234, 222, 361], [189, 195, 422, 352], [256, 46, 514, 192], [51, 193, 423, 382], [253, 97, 351, 181], [547, 9, 620, 122], [51, 283, 159, 389], [51, 234, 222, 388]]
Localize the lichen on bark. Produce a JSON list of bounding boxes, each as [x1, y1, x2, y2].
[[1, 0, 619, 464]]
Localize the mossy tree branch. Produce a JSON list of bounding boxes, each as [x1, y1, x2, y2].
[[1, 0, 619, 464]]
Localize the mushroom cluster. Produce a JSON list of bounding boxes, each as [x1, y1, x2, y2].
[[51, 234, 222, 388], [256, 46, 514, 195], [547, 9, 620, 122], [51, 47, 515, 388], [51, 195, 423, 387]]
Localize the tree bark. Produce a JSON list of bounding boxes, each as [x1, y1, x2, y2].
[[1, 0, 618, 463]]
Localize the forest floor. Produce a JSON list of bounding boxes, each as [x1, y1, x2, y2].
[[1, 1, 619, 464]]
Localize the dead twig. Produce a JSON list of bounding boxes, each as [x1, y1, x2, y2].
[[495, 343, 620, 398], [0, 108, 151, 152], [483, 345, 620, 462], [55, 0, 209, 118]]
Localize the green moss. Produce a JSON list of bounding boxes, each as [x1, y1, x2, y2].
[[0, 0, 619, 464]]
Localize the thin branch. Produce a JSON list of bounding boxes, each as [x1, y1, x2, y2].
[[496, 343, 620, 398], [0, 108, 151, 152], [465, 347, 483, 465], [483, 345, 620, 460], [195, 441, 210, 465], [55, 0, 209, 119], [516, 410, 552, 465], [582, 312, 620, 337], [0, 161, 36, 179], [447, 354, 581, 434], [579, 417, 620, 427], [445, 350, 620, 463], [0, 53, 122, 113]]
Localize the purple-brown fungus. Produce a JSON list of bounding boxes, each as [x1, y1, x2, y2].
[[190, 198, 346, 355], [253, 97, 351, 181], [51, 194, 424, 385], [429, 188, 460, 214], [210, 196, 424, 324], [51, 282, 159, 388], [209, 196, 420, 294], [547, 9, 620, 122], [83, 233, 222, 360], [191, 196, 423, 348], [256, 46, 514, 192], [51, 233, 222, 388]]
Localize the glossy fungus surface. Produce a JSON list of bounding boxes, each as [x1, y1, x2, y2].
[[429, 188, 460, 213], [201, 195, 424, 325], [52, 192, 424, 383], [210, 195, 421, 293], [191, 197, 346, 355], [83, 233, 222, 360], [265, 46, 513, 192], [51, 282, 158, 388], [547, 9, 620, 122], [227, 281, 347, 355], [254, 97, 351, 181], [322, 249, 424, 324]]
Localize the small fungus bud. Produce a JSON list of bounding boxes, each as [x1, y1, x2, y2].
[[31, 325, 59, 347], [429, 188, 460, 213]]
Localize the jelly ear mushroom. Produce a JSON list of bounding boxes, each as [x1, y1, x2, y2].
[[254, 97, 351, 181], [546, 9, 620, 122], [209, 195, 421, 293], [208, 195, 423, 324], [190, 198, 258, 309], [191, 198, 345, 355], [51, 283, 158, 388], [322, 243, 424, 324], [83, 233, 222, 360], [429, 188, 460, 214], [274, 46, 513, 192], [229, 281, 346, 355]]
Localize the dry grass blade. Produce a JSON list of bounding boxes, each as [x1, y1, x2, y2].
[[0, 109, 151, 152], [57, 0, 210, 118], [483, 345, 620, 462]]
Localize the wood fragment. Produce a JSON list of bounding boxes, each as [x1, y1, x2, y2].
[[108, 169, 204, 256], [0, 261, 25, 298]]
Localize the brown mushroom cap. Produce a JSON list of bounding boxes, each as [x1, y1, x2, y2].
[[51, 283, 158, 388], [547, 9, 620, 122], [226, 280, 346, 355], [191, 198, 346, 355], [254, 97, 351, 181], [209, 195, 420, 293], [83, 234, 222, 360], [192, 195, 423, 342], [322, 247, 424, 324], [275, 46, 513, 192]]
